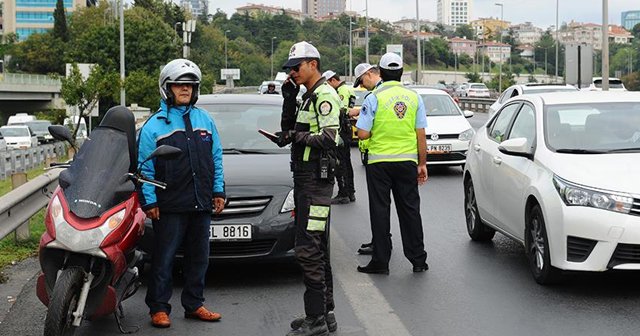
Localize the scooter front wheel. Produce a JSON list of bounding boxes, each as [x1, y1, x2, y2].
[[44, 267, 84, 336]]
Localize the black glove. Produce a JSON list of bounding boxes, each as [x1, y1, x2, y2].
[[282, 79, 300, 100], [274, 130, 296, 147]]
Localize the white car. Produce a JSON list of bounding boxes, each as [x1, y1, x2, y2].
[[464, 91, 640, 285], [582, 77, 627, 91], [0, 134, 6, 152], [489, 83, 579, 115], [414, 88, 475, 167], [0, 125, 38, 150], [464, 83, 490, 98]]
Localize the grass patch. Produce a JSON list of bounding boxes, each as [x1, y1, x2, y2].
[[0, 157, 66, 282]]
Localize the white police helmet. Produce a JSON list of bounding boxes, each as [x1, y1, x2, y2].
[[159, 59, 202, 105]]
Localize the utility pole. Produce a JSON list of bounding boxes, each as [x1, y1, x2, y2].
[[349, 19, 355, 78], [365, 0, 369, 64], [495, 3, 504, 92], [602, 0, 609, 90], [271, 36, 277, 79], [119, 0, 125, 105], [416, 0, 421, 84], [555, 0, 559, 83]]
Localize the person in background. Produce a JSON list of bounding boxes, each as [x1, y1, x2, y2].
[[265, 82, 279, 94]]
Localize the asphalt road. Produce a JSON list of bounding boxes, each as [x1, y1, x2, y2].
[[4, 112, 640, 335]]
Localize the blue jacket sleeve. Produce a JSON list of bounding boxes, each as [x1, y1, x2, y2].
[[210, 120, 225, 199], [138, 124, 157, 210]]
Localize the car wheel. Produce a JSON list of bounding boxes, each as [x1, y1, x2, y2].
[[525, 204, 561, 285], [464, 178, 495, 241]]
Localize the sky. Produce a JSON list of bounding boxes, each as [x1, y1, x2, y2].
[[211, 0, 639, 29]]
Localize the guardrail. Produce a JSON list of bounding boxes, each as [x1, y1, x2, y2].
[[458, 97, 496, 113], [0, 168, 62, 240], [0, 142, 66, 180], [0, 73, 61, 86]]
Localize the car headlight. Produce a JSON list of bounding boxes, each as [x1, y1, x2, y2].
[[553, 175, 633, 214], [458, 128, 475, 141], [280, 189, 295, 213]]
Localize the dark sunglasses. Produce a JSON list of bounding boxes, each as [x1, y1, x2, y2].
[[289, 61, 308, 72]]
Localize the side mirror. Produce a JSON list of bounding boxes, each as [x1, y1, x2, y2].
[[48, 125, 74, 143], [148, 145, 182, 161], [498, 137, 533, 160], [463, 110, 474, 118]]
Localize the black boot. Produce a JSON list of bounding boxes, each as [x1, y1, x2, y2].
[[331, 194, 350, 205], [286, 315, 329, 336], [348, 194, 356, 202], [291, 312, 337, 333]]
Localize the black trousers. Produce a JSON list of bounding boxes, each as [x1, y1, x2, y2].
[[293, 171, 334, 317], [365, 161, 427, 267], [335, 134, 355, 196]]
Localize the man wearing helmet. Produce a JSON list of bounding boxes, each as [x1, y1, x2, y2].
[[138, 59, 225, 328]]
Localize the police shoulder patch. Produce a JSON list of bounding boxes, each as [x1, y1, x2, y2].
[[319, 101, 333, 116]]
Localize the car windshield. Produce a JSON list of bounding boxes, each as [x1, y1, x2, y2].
[[354, 90, 368, 106], [0, 127, 29, 137], [545, 102, 640, 152], [200, 100, 289, 153], [25, 121, 51, 133], [594, 79, 624, 89], [522, 87, 578, 94], [419, 94, 462, 116]]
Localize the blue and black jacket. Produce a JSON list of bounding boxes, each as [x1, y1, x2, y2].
[[138, 100, 225, 213]]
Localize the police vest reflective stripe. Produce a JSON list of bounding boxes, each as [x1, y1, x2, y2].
[[367, 81, 419, 164]]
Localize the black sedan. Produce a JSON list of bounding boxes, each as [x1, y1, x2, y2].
[[139, 94, 296, 262]]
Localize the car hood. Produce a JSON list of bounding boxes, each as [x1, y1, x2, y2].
[[224, 153, 293, 187], [426, 116, 473, 135], [546, 153, 640, 193], [3, 136, 30, 142]]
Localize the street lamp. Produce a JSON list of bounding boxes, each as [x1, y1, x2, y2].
[[271, 36, 277, 79], [224, 29, 231, 69], [349, 19, 356, 79], [555, 0, 559, 83], [495, 2, 504, 93]]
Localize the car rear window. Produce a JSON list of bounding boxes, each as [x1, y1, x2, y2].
[[470, 84, 487, 89]]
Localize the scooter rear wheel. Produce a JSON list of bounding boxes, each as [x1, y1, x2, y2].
[[44, 267, 84, 336]]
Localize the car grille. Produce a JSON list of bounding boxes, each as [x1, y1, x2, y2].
[[210, 239, 277, 257], [566, 236, 597, 262], [631, 198, 640, 217], [427, 152, 466, 162], [608, 243, 640, 268], [215, 197, 271, 218], [427, 134, 459, 140]]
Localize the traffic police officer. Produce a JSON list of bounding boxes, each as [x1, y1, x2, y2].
[[322, 70, 356, 204], [276, 41, 341, 336], [355, 53, 430, 274]]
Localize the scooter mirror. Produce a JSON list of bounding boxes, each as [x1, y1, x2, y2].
[[148, 145, 182, 160], [48, 125, 74, 143]]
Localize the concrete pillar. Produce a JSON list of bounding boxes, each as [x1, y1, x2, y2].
[[11, 173, 30, 242]]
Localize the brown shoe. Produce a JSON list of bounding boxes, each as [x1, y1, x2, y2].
[[151, 312, 171, 328], [184, 306, 222, 322]]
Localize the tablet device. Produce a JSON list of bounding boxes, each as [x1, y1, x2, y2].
[[258, 129, 279, 143]]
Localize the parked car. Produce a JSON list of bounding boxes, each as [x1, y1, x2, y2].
[[7, 113, 37, 125], [258, 81, 282, 94], [358, 88, 474, 166], [464, 83, 490, 98], [463, 91, 640, 285], [24, 120, 53, 144], [455, 83, 469, 97], [489, 83, 579, 115], [139, 94, 296, 262], [582, 77, 627, 91], [0, 125, 38, 149]]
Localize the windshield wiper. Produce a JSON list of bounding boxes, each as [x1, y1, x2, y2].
[[555, 149, 608, 154], [604, 147, 640, 153]]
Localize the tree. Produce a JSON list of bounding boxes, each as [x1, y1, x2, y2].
[[57, 64, 119, 141], [486, 71, 515, 91], [622, 72, 640, 91], [465, 72, 482, 83], [454, 24, 474, 40], [633, 23, 640, 39], [10, 33, 66, 74], [53, 0, 69, 42]]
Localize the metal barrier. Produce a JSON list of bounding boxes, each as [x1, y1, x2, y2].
[[0, 168, 62, 240], [0, 73, 61, 86], [0, 142, 67, 180], [458, 97, 496, 113]]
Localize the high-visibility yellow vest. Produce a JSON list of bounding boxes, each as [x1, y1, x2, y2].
[[367, 81, 419, 164]]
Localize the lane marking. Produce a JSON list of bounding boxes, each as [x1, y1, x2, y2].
[[331, 230, 413, 336]]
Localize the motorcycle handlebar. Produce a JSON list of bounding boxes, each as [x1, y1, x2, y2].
[[138, 176, 168, 190]]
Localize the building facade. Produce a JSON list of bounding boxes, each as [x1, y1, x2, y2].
[[449, 37, 477, 57], [3, 0, 86, 41], [471, 17, 510, 41], [236, 3, 303, 21], [392, 19, 440, 32], [478, 41, 510, 64], [437, 0, 472, 27], [558, 21, 633, 50], [510, 22, 543, 45], [181, 0, 205, 18], [301, 0, 345, 19], [621, 10, 640, 31]]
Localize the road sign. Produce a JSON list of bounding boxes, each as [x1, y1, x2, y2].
[[565, 44, 593, 89], [221, 68, 240, 80]]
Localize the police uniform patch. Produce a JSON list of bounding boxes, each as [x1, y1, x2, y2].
[[394, 102, 407, 119], [361, 105, 367, 116], [339, 94, 344, 101], [319, 101, 332, 116]]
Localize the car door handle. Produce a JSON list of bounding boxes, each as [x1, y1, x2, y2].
[[492, 156, 502, 165], [473, 144, 481, 152]]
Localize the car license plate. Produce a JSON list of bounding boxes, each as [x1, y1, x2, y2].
[[210, 224, 252, 241], [427, 144, 451, 153]]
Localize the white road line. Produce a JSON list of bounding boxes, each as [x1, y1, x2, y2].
[[331, 231, 413, 336]]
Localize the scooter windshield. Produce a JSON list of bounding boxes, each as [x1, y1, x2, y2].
[[59, 127, 135, 219]]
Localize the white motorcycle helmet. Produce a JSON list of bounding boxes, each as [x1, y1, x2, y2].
[[158, 59, 202, 105]]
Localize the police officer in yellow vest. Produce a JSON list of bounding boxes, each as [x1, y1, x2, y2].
[[322, 70, 356, 204], [355, 52, 429, 275], [276, 41, 341, 336]]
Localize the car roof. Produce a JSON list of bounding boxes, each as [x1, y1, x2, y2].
[[410, 88, 451, 95], [516, 91, 640, 105], [198, 94, 283, 105]]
